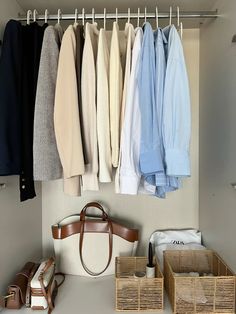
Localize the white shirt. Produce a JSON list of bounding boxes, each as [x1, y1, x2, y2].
[[118, 28, 143, 194]]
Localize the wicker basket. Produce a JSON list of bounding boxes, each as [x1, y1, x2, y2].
[[164, 250, 235, 313], [115, 257, 164, 312]]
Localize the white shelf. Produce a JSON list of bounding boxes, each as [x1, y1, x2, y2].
[[1, 275, 173, 314]]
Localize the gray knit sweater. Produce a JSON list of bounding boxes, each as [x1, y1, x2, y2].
[[33, 25, 63, 181]]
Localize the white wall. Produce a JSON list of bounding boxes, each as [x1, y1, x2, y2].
[[0, 1, 42, 295], [42, 29, 200, 257], [200, 0, 236, 272]]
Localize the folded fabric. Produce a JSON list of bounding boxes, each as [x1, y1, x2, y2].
[[150, 229, 202, 247]]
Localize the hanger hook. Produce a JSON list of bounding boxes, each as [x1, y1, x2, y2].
[[103, 8, 106, 29], [177, 7, 180, 27], [92, 8, 95, 24], [75, 8, 78, 23], [155, 6, 159, 29], [128, 8, 130, 24], [144, 7, 147, 23], [57, 9, 61, 24], [169, 6, 172, 25], [33, 9, 38, 22], [44, 9, 48, 24], [180, 22, 183, 39], [26, 10, 32, 25], [115, 8, 118, 23], [82, 8, 85, 26], [137, 7, 140, 27]]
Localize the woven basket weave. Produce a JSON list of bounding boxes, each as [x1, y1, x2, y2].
[[115, 257, 163, 312], [164, 250, 235, 313]]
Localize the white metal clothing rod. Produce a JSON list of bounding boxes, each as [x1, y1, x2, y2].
[[17, 10, 218, 22]]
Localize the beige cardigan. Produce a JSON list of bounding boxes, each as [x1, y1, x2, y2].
[[109, 22, 123, 168], [96, 29, 112, 182], [115, 23, 135, 193], [54, 25, 85, 196], [81, 23, 99, 191]]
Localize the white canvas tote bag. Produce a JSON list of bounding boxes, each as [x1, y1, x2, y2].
[[52, 202, 139, 277]]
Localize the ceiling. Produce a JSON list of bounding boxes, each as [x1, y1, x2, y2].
[[16, 0, 218, 28]]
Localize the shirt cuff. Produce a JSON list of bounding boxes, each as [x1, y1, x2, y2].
[[64, 176, 81, 196], [82, 173, 99, 191], [140, 148, 164, 175], [120, 175, 141, 195], [165, 148, 190, 177]]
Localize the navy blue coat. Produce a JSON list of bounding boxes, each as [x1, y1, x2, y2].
[[0, 20, 22, 176]]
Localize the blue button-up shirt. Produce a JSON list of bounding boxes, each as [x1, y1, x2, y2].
[[162, 25, 191, 177]]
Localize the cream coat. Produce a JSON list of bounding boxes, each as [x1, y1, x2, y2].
[[54, 25, 85, 196], [97, 29, 112, 182], [81, 23, 99, 191]]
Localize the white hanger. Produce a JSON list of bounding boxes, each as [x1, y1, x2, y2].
[[155, 6, 159, 29], [128, 8, 130, 24], [144, 6, 147, 23], [177, 7, 180, 28], [33, 9, 38, 22], [57, 9, 61, 24], [44, 9, 48, 24], [180, 22, 183, 39], [104, 8, 106, 29], [82, 8, 85, 26], [92, 8, 95, 24], [177, 7, 183, 39], [26, 10, 32, 25], [169, 6, 172, 25], [75, 8, 78, 24], [115, 8, 118, 23], [137, 7, 140, 27]]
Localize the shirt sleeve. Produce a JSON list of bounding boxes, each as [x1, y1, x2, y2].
[[81, 24, 99, 191], [138, 23, 164, 176], [162, 31, 191, 177]]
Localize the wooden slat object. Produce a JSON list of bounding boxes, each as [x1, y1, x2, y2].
[[164, 250, 235, 313], [115, 257, 163, 312]]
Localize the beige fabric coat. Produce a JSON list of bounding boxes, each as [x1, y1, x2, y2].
[[54, 25, 85, 196], [96, 29, 112, 183], [81, 23, 99, 191]]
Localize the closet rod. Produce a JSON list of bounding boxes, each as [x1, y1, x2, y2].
[[17, 10, 218, 21]]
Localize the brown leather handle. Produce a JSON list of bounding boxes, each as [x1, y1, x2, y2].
[[79, 219, 113, 276], [38, 258, 56, 314], [38, 257, 55, 280], [80, 202, 108, 221]]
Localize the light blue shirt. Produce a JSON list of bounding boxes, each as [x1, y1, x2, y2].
[[138, 23, 164, 179], [162, 25, 191, 177], [154, 28, 180, 198]]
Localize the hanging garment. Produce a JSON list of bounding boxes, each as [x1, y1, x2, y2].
[[96, 28, 112, 183], [54, 24, 85, 196], [154, 28, 180, 198], [120, 23, 135, 131], [162, 25, 191, 177], [138, 23, 164, 182], [81, 23, 99, 191], [0, 20, 22, 176], [33, 24, 63, 181], [20, 22, 48, 202], [115, 23, 135, 193], [119, 27, 143, 194], [75, 24, 87, 164], [109, 22, 123, 168]]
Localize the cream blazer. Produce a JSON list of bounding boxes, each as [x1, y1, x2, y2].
[[81, 23, 99, 191], [54, 25, 85, 196], [96, 29, 112, 183]]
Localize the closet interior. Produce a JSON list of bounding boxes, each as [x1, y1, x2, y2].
[[0, 0, 236, 313]]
